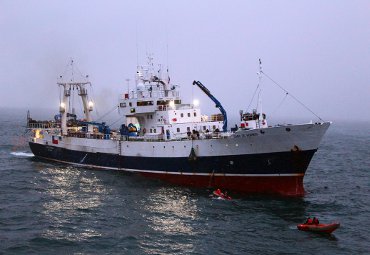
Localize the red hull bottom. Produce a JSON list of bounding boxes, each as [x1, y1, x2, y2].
[[140, 173, 305, 196]]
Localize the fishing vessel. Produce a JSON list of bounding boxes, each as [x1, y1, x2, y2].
[[27, 58, 330, 196]]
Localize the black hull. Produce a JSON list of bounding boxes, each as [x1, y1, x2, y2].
[[29, 142, 316, 175], [29, 142, 319, 196]]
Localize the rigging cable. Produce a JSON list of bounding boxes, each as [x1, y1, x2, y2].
[[271, 92, 289, 116], [95, 104, 119, 122], [108, 115, 125, 127], [60, 59, 73, 80], [261, 71, 324, 122], [246, 83, 260, 113]]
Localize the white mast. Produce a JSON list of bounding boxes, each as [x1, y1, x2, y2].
[[58, 60, 93, 135], [77, 82, 93, 121], [258, 59, 263, 121], [58, 81, 93, 135], [59, 83, 70, 135]]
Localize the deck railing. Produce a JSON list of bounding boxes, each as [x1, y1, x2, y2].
[[27, 122, 60, 129]]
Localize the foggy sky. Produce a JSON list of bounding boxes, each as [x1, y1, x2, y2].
[[0, 0, 369, 124]]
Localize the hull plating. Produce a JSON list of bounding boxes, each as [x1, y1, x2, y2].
[[141, 173, 305, 196], [29, 142, 316, 196]]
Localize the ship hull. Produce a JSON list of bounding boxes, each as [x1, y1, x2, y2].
[[29, 142, 316, 196], [28, 122, 330, 196]]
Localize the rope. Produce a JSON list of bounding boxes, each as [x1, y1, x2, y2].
[[95, 105, 118, 122], [271, 92, 288, 117], [108, 115, 124, 127], [246, 83, 260, 112], [60, 59, 73, 80], [261, 71, 324, 121]]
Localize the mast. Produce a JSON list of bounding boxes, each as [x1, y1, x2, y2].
[[59, 83, 70, 135], [57, 60, 93, 135], [77, 82, 93, 121], [258, 59, 263, 121], [58, 81, 93, 135]]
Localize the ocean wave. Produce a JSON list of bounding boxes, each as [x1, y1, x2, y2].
[[10, 151, 34, 157]]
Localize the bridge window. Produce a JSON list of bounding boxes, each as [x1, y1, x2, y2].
[[177, 128, 180, 132], [137, 101, 154, 106], [157, 100, 170, 105], [181, 113, 184, 118], [187, 113, 191, 117], [194, 112, 197, 117]]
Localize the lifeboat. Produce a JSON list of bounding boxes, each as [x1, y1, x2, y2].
[[297, 223, 340, 234]]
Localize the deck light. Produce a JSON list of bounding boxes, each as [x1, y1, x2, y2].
[[59, 102, 66, 113], [169, 100, 175, 109], [88, 101, 94, 111]]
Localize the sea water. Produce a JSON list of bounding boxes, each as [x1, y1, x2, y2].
[[0, 108, 369, 254]]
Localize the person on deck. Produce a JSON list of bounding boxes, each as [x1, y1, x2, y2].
[[305, 217, 313, 224], [215, 189, 222, 195], [313, 217, 319, 225]]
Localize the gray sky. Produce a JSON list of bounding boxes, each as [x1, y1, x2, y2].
[[1, 0, 369, 123]]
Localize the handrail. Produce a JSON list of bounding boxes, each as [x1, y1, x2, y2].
[[27, 123, 60, 129]]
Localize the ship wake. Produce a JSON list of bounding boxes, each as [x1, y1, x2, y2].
[[10, 151, 34, 157]]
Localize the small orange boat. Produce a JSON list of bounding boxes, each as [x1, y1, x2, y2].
[[297, 222, 340, 234]]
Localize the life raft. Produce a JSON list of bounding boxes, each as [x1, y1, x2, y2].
[[297, 222, 340, 234]]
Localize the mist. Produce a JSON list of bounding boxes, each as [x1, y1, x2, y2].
[[1, 0, 369, 125]]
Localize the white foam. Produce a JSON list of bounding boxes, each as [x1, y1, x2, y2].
[[10, 152, 34, 157]]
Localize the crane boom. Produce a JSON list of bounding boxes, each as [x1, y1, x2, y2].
[[192, 80, 228, 132]]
